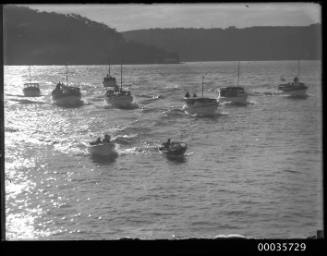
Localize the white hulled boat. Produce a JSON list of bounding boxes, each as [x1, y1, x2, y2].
[[51, 66, 82, 107], [103, 62, 118, 88], [159, 139, 187, 158], [217, 61, 248, 105], [23, 67, 41, 97], [88, 135, 118, 157], [278, 60, 308, 98], [183, 76, 219, 116], [104, 64, 134, 108]]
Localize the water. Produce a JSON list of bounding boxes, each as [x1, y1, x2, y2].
[[4, 61, 322, 240]]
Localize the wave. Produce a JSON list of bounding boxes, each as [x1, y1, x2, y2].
[[162, 107, 185, 118], [9, 98, 46, 104], [6, 93, 25, 97], [112, 134, 139, 146], [140, 107, 164, 114], [214, 234, 248, 239]]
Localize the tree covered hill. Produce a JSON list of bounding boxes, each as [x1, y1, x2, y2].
[[123, 25, 321, 61], [3, 6, 179, 65]]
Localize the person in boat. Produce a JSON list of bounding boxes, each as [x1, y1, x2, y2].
[[185, 92, 190, 98], [293, 76, 299, 86], [193, 93, 197, 97], [103, 134, 111, 143], [162, 138, 171, 148], [96, 137, 101, 144]]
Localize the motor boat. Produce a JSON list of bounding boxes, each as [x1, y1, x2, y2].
[[104, 64, 134, 108], [23, 83, 41, 97], [88, 141, 117, 157], [278, 78, 308, 98], [103, 62, 118, 88], [278, 61, 308, 98], [88, 135, 118, 157], [23, 66, 41, 97], [159, 141, 187, 158], [52, 82, 82, 107], [217, 61, 248, 105], [278, 81, 308, 97], [105, 88, 133, 108], [51, 66, 83, 107], [183, 76, 219, 116], [217, 86, 248, 105]]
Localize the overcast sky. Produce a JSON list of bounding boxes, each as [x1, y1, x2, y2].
[[22, 3, 321, 32]]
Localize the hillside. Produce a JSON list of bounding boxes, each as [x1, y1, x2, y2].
[[123, 25, 321, 61], [3, 6, 179, 65]]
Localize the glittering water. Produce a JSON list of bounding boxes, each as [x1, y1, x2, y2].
[[4, 61, 322, 240]]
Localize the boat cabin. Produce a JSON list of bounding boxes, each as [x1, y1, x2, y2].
[[219, 87, 245, 97], [24, 83, 40, 89]]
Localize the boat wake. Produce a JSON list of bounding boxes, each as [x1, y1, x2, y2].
[[162, 107, 186, 118], [220, 100, 253, 107], [111, 134, 139, 146], [9, 98, 47, 104]]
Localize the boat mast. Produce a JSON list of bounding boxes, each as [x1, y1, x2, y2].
[[297, 60, 300, 79], [65, 65, 68, 85], [108, 57, 110, 76], [28, 66, 31, 82], [202, 75, 204, 97], [120, 63, 123, 91], [237, 61, 240, 86]]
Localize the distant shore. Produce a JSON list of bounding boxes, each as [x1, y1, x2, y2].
[[3, 59, 321, 66]]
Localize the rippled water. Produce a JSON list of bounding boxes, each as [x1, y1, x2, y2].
[[4, 61, 322, 239]]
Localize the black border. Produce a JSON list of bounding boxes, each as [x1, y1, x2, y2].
[[1, 1, 326, 255]]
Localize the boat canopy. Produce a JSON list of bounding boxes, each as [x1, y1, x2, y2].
[[24, 83, 40, 88]]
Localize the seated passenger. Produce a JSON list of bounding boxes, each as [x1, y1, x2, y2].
[[293, 76, 299, 86], [103, 134, 111, 143], [162, 138, 171, 148], [185, 92, 190, 98], [96, 137, 101, 144], [193, 93, 197, 97]]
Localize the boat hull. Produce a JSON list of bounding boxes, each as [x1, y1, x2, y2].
[[23, 88, 41, 97], [88, 143, 117, 157], [160, 142, 187, 158], [219, 94, 248, 105], [103, 80, 118, 88], [52, 95, 83, 107], [183, 98, 219, 116], [105, 95, 134, 108], [278, 83, 308, 98]]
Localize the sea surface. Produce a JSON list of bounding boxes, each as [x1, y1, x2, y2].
[[4, 61, 322, 240]]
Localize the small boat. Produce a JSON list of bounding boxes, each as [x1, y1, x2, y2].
[[218, 87, 248, 105], [278, 80, 308, 97], [278, 61, 308, 98], [105, 64, 134, 108], [88, 135, 117, 157], [159, 140, 187, 158], [23, 83, 41, 97], [89, 142, 117, 157], [51, 66, 82, 107], [23, 67, 41, 97], [103, 61, 118, 88], [183, 76, 219, 116], [217, 62, 248, 105]]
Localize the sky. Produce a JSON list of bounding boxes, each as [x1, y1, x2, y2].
[[21, 3, 321, 32]]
